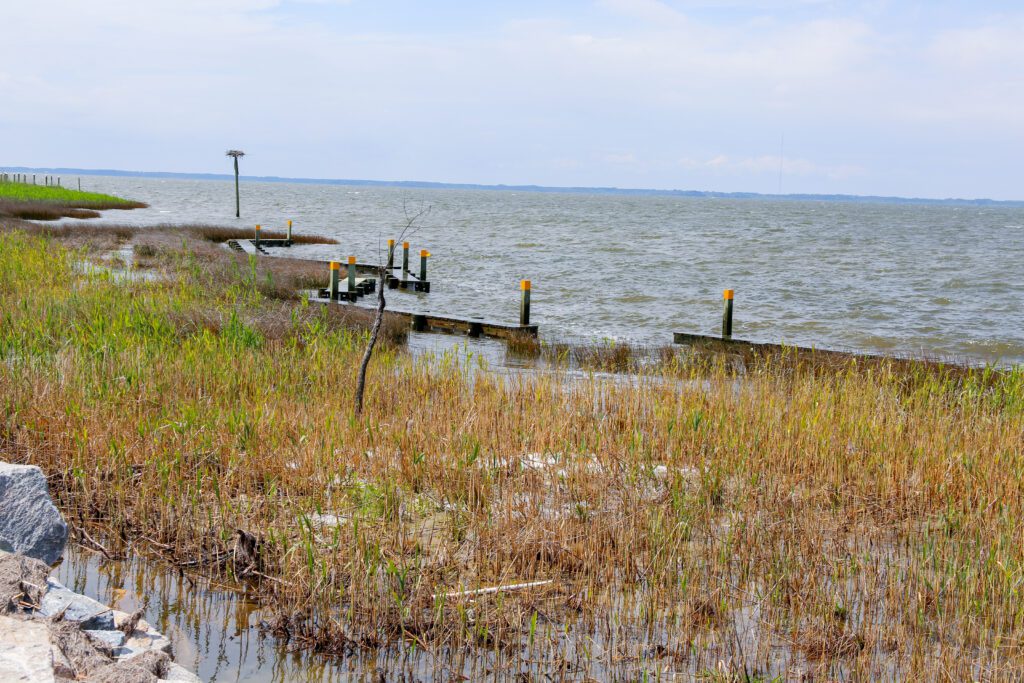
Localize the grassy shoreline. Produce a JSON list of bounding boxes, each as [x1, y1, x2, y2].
[[0, 180, 148, 220], [1, 215, 1022, 679]]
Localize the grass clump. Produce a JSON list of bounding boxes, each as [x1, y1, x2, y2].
[[188, 224, 338, 246], [0, 221, 1022, 679]]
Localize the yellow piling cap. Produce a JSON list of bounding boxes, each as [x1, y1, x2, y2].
[[388, 238, 395, 246], [723, 289, 734, 300], [403, 241, 410, 248], [420, 249, 430, 257], [255, 224, 261, 231], [329, 261, 340, 270], [348, 255, 357, 265], [521, 279, 531, 291], [287, 219, 292, 227]]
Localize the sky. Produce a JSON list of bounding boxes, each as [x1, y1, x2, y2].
[[2, 0, 1022, 199]]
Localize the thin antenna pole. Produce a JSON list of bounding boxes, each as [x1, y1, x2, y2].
[[777, 134, 785, 195]]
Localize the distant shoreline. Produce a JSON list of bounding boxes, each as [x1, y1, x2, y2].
[[4, 165, 1023, 207]]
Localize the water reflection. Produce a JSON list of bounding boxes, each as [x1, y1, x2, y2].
[[56, 546, 354, 683]]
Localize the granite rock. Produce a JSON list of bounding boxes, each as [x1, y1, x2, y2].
[[39, 578, 115, 630], [0, 614, 55, 682]]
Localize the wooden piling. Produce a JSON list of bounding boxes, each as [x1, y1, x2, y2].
[[329, 261, 340, 300], [420, 250, 430, 281], [402, 241, 410, 281], [347, 256, 357, 294], [286, 219, 292, 243], [254, 224, 261, 249], [722, 289, 734, 340], [520, 280, 532, 326], [412, 314, 427, 331]]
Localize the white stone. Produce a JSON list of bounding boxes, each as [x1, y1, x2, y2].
[[0, 615, 55, 682], [116, 626, 172, 659], [0, 463, 68, 565], [163, 662, 202, 682]]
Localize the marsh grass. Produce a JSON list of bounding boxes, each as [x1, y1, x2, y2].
[[0, 221, 1022, 679], [0, 181, 147, 220], [187, 225, 338, 246]]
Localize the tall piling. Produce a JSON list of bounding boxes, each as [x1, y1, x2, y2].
[[329, 261, 340, 300], [420, 250, 430, 281], [722, 289, 734, 339], [520, 280, 532, 326]]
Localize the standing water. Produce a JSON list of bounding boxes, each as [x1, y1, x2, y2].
[[60, 175, 1024, 364], [56, 546, 387, 682]]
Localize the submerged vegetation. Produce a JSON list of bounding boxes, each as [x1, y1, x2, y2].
[[0, 219, 1022, 679]]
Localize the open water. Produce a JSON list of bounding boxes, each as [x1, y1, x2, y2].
[[64, 175, 1024, 365]]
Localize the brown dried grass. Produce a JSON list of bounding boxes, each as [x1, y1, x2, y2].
[[0, 225, 1022, 679]]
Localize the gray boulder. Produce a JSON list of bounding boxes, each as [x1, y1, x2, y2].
[[39, 579, 114, 630], [0, 463, 68, 566]]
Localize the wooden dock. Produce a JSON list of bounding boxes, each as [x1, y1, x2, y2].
[[226, 238, 288, 255], [673, 332, 886, 363], [227, 234, 531, 340], [309, 294, 537, 340], [316, 276, 377, 302]]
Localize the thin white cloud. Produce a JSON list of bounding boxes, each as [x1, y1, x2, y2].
[[929, 17, 1024, 69], [597, 0, 689, 25]]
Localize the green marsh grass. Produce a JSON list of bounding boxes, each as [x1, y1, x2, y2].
[[0, 180, 145, 207], [0, 180, 146, 220], [0, 223, 1022, 679]]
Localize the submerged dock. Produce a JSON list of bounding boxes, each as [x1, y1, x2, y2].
[[308, 293, 538, 340], [673, 332, 864, 361]]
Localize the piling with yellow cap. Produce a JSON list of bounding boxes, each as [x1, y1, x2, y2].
[[254, 224, 261, 249], [520, 280, 532, 326], [347, 256, 357, 293], [329, 261, 340, 300], [402, 241, 410, 281], [286, 219, 293, 243], [386, 238, 396, 271], [722, 289, 734, 339], [419, 249, 430, 282]]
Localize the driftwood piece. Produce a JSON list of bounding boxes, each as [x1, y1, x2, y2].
[[437, 580, 553, 600]]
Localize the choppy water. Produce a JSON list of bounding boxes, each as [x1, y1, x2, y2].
[[64, 175, 1024, 365]]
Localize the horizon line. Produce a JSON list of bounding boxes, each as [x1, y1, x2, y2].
[[3, 165, 1022, 207]]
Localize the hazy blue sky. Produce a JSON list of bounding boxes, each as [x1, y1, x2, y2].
[[3, 1, 1022, 199]]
